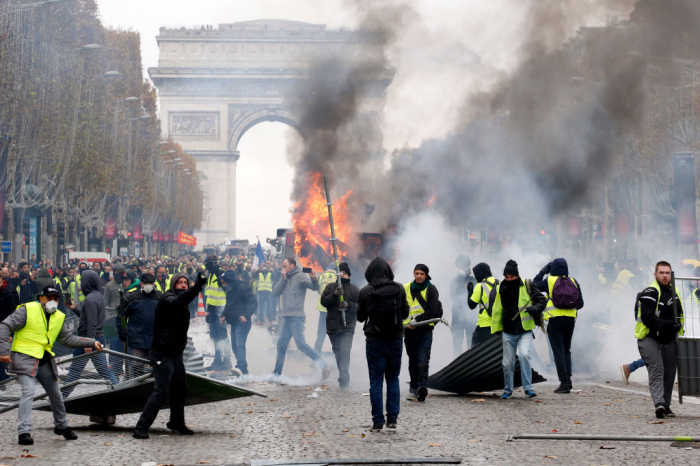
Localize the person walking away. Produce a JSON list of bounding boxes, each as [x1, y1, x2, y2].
[[255, 262, 275, 325], [0, 273, 20, 384], [133, 272, 207, 439], [635, 261, 684, 419], [533, 258, 583, 394], [468, 263, 498, 347], [16, 262, 38, 305], [404, 264, 442, 402], [61, 270, 118, 397], [220, 270, 257, 375], [0, 286, 103, 445], [271, 258, 330, 378], [123, 274, 162, 375], [320, 262, 360, 388], [450, 256, 476, 357], [357, 258, 409, 431], [491, 260, 547, 399], [204, 256, 231, 370], [314, 263, 337, 354]]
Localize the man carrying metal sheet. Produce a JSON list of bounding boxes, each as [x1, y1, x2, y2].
[[0, 286, 103, 445]]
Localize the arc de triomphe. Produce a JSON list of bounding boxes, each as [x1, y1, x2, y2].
[[149, 19, 390, 247]]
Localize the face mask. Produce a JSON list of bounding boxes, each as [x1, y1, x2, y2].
[[159, 274, 167, 280], [44, 300, 59, 314], [175, 288, 186, 295], [341, 278, 351, 286], [187, 268, 193, 274], [142, 284, 155, 294]]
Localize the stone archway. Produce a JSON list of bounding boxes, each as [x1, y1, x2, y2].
[[149, 19, 390, 246]]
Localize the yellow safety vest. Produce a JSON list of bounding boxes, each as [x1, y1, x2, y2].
[[403, 283, 434, 326], [69, 275, 85, 303], [543, 275, 578, 321], [257, 272, 273, 293], [316, 270, 337, 312], [634, 281, 685, 340], [155, 275, 172, 293], [11, 302, 66, 359], [490, 281, 536, 334], [612, 269, 635, 295], [471, 277, 497, 328], [205, 272, 226, 307]]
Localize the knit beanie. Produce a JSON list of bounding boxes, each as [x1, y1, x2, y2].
[[503, 260, 519, 277]]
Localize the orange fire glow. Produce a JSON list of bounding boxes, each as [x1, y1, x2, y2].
[[292, 172, 354, 271]]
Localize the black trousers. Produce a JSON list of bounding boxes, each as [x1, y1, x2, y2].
[[404, 330, 433, 392], [135, 351, 187, 432], [328, 332, 353, 387], [471, 326, 492, 348], [547, 316, 576, 385]]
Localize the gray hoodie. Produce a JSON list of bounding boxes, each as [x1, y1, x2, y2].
[[0, 305, 95, 377], [75, 270, 106, 339], [272, 265, 319, 317]]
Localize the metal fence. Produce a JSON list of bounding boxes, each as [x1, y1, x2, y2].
[[672, 275, 700, 403]]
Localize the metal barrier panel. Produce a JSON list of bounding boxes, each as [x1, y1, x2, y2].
[[670, 276, 700, 401]]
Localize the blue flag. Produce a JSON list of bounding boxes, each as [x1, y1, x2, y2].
[[253, 240, 266, 269]]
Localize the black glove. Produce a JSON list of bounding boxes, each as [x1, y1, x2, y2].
[[118, 328, 127, 342], [542, 262, 552, 274], [467, 282, 474, 294], [196, 272, 207, 287], [334, 285, 341, 296], [673, 322, 683, 333]]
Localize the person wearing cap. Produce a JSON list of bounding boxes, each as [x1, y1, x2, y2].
[[404, 264, 442, 402], [320, 262, 360, 388], [490, 260, 547, 399], [0, 286, 103, 445], [219, 269, 257, 375], [123, 274, 162, 374], [61, 270, 119, 398]]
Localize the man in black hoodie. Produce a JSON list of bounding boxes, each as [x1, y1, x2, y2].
[[403, 264, 442, 403], [320, 262, 360, 388], [534, 258, 584, 394], [62, 270, 119, 397], [220, 270, 257, 375], [357, 258, 409, 432], [133, 272, 207, 439], [16, 262, 38, 305]]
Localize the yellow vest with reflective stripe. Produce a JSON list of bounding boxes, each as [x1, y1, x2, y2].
[[490, 282, 535, 334], [316, 270, 337, 312], [155, 275, 171, 293], [69, 275, 85, 302], [11, 302, 66, 359], [543, 276, 578, 320], [472, 277, 497, 328], [206, 272, 226, 306], [403, 283, 433, 326], [634, 281, 685, 340], [257, 272, 273, 293]]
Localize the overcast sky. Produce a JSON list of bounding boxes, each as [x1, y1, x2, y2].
[[95, 0, 633, 243]]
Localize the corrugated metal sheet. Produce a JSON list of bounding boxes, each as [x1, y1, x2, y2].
[[678, 337, 700, 400], [427, 334, 546, 394]]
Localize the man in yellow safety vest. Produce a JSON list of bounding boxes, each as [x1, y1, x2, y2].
[[0, 286, 103, 445]]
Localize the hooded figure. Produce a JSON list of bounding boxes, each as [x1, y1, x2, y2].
[[61, 270, 118, 398], [468, 262, 499, 347], [35, 268, 54, 291], [357, 258, 410, 431]]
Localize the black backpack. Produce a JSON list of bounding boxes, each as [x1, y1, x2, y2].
[[368, 286, 404, 334], [484, 279, 500, 317]]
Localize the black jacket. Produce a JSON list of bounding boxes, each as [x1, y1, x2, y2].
[[0, 282, 20, 323], [639, 283, 682, 345], [321, 281, 360, 334], [17, 272, 38, 305], [221, 280, 257, 322], [357, 258, 410, 342], [124, 289, 162, 349], [151, 273, 204, 356]]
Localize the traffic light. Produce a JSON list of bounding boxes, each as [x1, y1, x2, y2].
[[22, 217, 30, 238], [57, 222, 65, 244]]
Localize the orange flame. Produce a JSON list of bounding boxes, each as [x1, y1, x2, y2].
[[292, 172, 354, 271]]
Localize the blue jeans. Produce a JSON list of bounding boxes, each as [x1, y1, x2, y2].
[[0, 361, 8, 382], [314, 312, 327, 353], [404, 331, 433, 392], [366, 339, 403, 425], [273, 317, 326, 375], [502, 331, 533, 395], [257, 292, 275, 322], [230, 320, 252, 374], [108, 335, 130, 373], [62, 336, 118, 398], [629, 358, 645, 372]]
